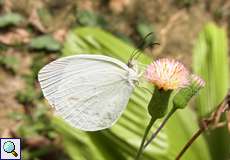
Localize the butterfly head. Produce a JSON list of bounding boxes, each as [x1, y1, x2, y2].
[[127, 58, 135, 68], [126, 59, 140, 87]]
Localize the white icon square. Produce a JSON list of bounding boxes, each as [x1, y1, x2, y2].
[[0, 138, 21, 160]]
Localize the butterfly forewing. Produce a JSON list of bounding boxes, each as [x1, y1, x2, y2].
[[38, 54, 137, 131]]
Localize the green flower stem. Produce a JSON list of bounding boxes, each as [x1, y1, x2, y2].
[[144, 107, 177, 149], [135, 88, 172, 160], [135, 117, 156, 160]]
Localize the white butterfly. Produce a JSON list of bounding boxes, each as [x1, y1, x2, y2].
[[38, 54, 141, 131]]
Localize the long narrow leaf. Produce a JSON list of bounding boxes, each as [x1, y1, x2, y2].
[[193, 23, 229, 116], [193, 23, 230, 160]]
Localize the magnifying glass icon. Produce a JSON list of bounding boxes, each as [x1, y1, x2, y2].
[[3, 141, 18, 157]]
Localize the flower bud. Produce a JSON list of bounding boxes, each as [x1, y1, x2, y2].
[[173, 74, 205, 109]]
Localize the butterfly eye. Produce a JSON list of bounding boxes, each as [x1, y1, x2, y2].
[[127, 59, 133, 68]]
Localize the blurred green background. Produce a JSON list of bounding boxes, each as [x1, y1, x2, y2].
[[0, 0, 229, 160]]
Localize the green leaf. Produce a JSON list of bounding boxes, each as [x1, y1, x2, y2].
[[193, 23, 230, 160], [0, 13, 24, 28], [29, 35, 61, 51], [193, 23, 229, 116], [0, 55, 20, 73], [37, 8, 52, 27], [0, 0, 4, 6], [16, 86, 36, 104], [76, 10, 107, 28], [174, 0, 197, 7], [51, 27, 211, 160]]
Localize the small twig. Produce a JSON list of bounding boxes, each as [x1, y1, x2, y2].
[[226, 111, 230, 133], [175, 90, 230, 160], [175, 127, 205, 160]]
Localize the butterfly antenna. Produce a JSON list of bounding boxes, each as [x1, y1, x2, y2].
[[130, 32, 154, 61], [135, 42, 160, 60]]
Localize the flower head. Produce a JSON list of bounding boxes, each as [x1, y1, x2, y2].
[[145, 58, 189, 90]]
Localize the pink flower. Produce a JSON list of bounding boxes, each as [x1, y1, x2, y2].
[[145, 58, 190, 90], [191, 74, 205, 89]]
